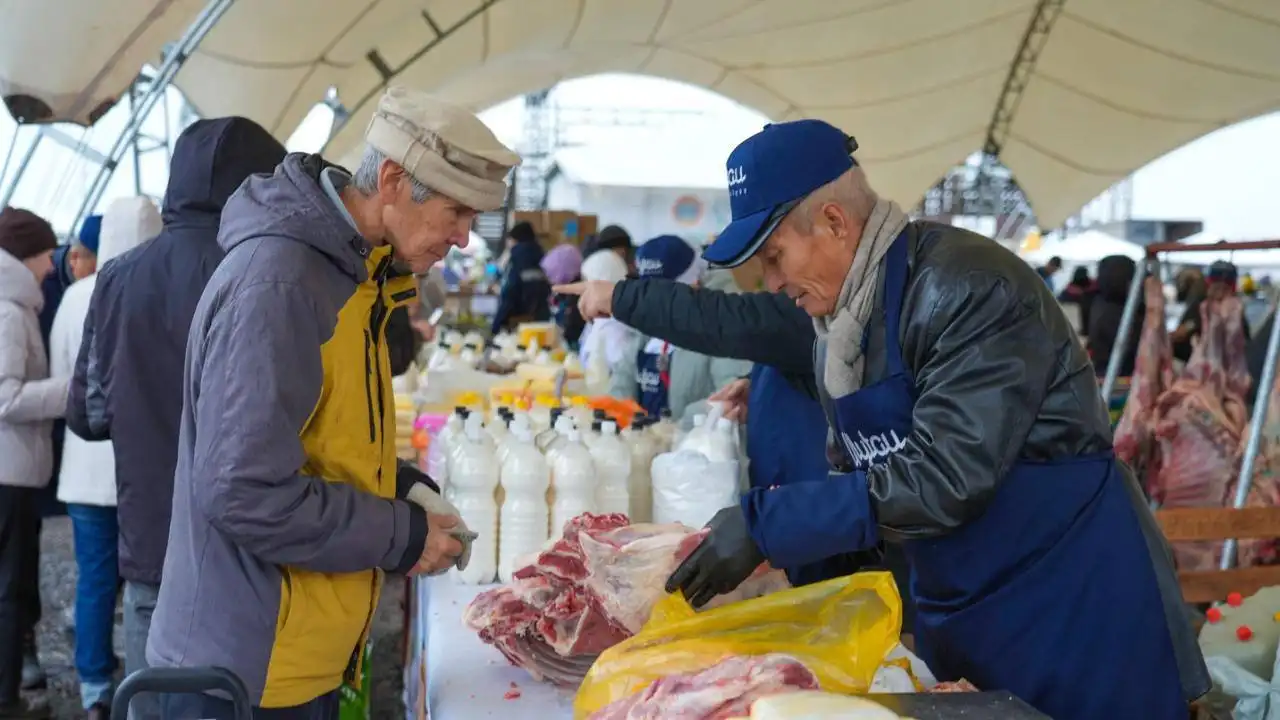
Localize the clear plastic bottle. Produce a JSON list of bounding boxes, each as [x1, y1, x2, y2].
[[648, 408, 678, 452], [591, 420, 633, 516], [534, 408, 567, 454], [624, 417, 659, 522], [427, 407, 466, 499], [550, 427, 596, 535], [497, 413, 531, 468], [498, 425, 550, 582], [444, 408, 479, 504], [450, 415, 499, 584]]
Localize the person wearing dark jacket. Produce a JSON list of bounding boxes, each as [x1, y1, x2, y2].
[[65, 117, 287, 696], [575, 120, 1208, 718], [1087, 255, 1143, 378], [1057, 265, 1096, 333], [490, 221, 550, 333], [1172, 262, 1250, 363]]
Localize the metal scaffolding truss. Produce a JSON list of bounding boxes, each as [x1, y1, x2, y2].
[[974, 0, 1067, 224]]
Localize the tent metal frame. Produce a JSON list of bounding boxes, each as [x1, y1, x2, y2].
[[0, 127, 44, 208], [1101, 239, 1280, 570], [62, 0, 235, 237], [974, 0, 1066, 215]]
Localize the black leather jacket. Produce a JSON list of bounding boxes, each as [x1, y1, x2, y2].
[[612, 222, 1208, 699], [838, 221, 1114, 538]]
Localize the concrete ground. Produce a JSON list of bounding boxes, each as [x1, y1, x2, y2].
[[28, 517, 406, 720]]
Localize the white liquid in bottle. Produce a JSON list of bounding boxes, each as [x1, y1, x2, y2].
[[551, 428, 597, 535], [498, 426, 550, 582], [449, 415, 498, 584], [624, 419, 658, 523], [591, 420, 633, 516]]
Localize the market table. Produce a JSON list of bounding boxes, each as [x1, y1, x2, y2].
[[407, 576, 576, 719], [404, 575, 1027, 720]]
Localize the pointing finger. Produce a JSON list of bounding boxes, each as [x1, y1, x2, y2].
[[553, 282, 586, 295]]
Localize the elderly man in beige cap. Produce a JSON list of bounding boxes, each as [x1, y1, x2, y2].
[[145, 87, 519, 718]]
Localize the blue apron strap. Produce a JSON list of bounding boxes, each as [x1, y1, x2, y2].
[[880, 231, 911, 374]]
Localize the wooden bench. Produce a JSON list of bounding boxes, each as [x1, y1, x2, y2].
[[1155, 506, 1280, 603], [1156, 507, 1280, 720]]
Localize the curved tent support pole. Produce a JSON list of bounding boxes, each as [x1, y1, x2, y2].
[[1222, 292, 1280, 569], [66, 0, 236, 234], [0, 128, 44, 208]]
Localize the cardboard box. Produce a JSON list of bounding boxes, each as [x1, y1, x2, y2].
[[510, 210, 599, 248]]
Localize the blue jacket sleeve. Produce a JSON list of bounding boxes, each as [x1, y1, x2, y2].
[[491, 269, 521, 334], [742, 470, 879, 569]]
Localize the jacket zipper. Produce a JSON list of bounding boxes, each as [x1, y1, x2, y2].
[[362, 330, 376, 443], [349, 256, 395, 685]]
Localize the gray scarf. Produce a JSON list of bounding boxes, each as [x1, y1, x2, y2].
[[814, 198, 910, 397]]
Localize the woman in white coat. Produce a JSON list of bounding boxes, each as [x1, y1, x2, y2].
[[49, 197, 161, 717], [0, 207, 67, 719], [577, 249, 634, 391]]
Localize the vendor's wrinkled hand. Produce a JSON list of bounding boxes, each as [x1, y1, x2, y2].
[[665, 505, 765, 608], [710, 379, 751, 422], [411, 512, 464, 576], [553, 280, 615, 320]]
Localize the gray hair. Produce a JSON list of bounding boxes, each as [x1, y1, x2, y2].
[[351, 146, 433, 203], [786, 167, 877, 234]]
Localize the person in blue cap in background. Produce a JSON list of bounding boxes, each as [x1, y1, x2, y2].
[[491, 220, 551, 333], [634, 119, 1204, 718], [607, 235, 748, 419]]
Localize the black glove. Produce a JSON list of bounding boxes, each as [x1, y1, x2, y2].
[[665, 505, 766, 609], [396, 460, 440, 498]]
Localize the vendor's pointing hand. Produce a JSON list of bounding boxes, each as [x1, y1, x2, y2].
[[553, 280, 615, 320], [665, 505, 766, 608], [710, 378, 751, 422]]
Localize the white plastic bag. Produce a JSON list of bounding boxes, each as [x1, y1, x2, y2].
[[1206, 651, 1280, 720], [650, 450, 739, 528]]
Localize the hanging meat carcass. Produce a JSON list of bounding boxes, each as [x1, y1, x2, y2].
[[1114, 276, 1174, 490], [1151, 292, 1251, 570]]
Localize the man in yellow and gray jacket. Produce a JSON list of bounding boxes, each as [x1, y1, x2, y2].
[[147, 87, 520, 717]]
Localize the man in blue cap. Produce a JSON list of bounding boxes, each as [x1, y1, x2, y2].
[[608, 235, 747, 419], [649, 120, 1208, 718]]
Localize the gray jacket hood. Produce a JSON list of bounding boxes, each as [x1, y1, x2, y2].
[[0, 249, 44, 311], [218, 153, 370, 283]]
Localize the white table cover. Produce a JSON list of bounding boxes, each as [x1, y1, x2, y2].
[[416, 576, 575, 719], [406, 575, 936, 719]]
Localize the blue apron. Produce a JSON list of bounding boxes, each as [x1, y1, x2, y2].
[[636, 342, 670, 417], [745, 365, 870, 589], [828, 234, 1186, 719], [745, 365, 829, 491]]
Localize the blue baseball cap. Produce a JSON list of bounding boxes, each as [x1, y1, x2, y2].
[[703, 120, 857, 268], [636, 235, 696, 280], [77, 214, 102, 255]]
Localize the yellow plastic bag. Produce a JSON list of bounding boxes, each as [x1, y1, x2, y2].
[[573, 571, 902, 718]]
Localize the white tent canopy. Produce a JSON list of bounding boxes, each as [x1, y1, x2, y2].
[[1023, 229, 1143, 265], [3, 0, 1279, 227]]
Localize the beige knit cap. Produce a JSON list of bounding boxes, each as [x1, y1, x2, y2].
[[364, 87, 520, 212]]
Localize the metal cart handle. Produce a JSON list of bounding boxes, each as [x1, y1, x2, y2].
[[111, 667, 252, 720]]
